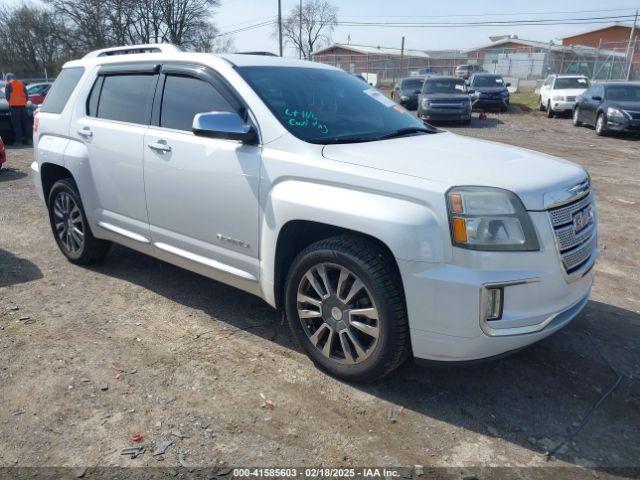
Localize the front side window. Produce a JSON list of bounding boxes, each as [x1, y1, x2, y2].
[[40, 67, 84, 114], [423, 78, 466, 94], [472, 76, 505, 87], [160, 75, 234, 131], [606, 85, 640, 102], [554, 77, 589, 89], [238, 66, 432, 144], [95, 74, 155, 124]]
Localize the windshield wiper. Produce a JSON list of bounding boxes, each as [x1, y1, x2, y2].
[[377, 127, 435, 140]]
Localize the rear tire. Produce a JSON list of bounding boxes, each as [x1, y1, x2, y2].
[[572, 108, 582, 127], [284, 236, 410, 382], [47, 179, 111, 265], [595, 113, 607, 136]]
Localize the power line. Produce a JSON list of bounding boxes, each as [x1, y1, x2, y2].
[[339, 7, 640, 19], [217, 19, 276, 37]]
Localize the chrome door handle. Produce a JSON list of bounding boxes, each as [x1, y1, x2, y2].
[[148, 141, 172, 153], [77, 127, 92, 138]]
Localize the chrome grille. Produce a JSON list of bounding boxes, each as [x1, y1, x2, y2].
[[625, 110, 640, 120], [547, 192, 596, 275], [566, 96, 576, 102]]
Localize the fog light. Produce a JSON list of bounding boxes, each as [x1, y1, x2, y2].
[[484, 287, 503, 321]]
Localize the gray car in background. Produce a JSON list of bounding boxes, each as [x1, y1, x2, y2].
[[417, 76, 472, 125]]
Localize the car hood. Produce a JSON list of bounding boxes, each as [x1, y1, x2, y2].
[[423, 93, 468, 101], [321, 132, 586, 210], [611, 100, 640, 111], [474, 86, 508, 94], [401, 90, 420, 97]]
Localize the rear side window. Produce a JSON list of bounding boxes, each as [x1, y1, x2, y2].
[[160, 75, 234, 131], [40, 67, 84, 114], [93, 74, 155, 124]]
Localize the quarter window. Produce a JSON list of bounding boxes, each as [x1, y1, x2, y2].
[[40, 67, 84, 114], [160, 75, 234, 131], [94, 74, 155, 124]]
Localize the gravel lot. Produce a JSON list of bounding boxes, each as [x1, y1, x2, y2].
[[1, 111, 639, 479]]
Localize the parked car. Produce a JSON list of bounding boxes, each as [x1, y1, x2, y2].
[[455, 64, 484, 79], [573, 82, 640, 136], [27, 82, 53, 105], [539, 74, 589, 118], [468, 74, 510, 112], [33, 44, 597, 382], [0, 136, 6, 169], [417, 76, 471, 125], [390, 76, 425, 110], [0, 99, 14, 144], [417, 67, 439, 76]]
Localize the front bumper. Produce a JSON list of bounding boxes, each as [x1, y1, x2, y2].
[[420, 108, 471, 123], [551, 100, 576, 112], [399, 97, 419, 110], [472, 97, 509, 112], [606, 117, 640, 132], [400, 211, 596, 362]]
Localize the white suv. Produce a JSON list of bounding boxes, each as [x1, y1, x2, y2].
[[539, 74, 590, 118], [32, 44, 598, 382]]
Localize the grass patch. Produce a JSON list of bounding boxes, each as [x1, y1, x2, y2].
[[509, 92, 540, 113]]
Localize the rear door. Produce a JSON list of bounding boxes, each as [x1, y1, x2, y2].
[[143, 64, 262, 284], [73, 65, 158, 243]]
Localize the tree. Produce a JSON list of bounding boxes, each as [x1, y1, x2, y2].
[[279, 0, 337, 59], [0, 4, 70, 75]]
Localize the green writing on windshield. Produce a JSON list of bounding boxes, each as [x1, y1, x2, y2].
[[284, 108, 329, 134]]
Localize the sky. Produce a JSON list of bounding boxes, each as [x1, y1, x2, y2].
[[213, 0, 640, 56]]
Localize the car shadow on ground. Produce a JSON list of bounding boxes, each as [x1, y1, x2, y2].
[[0, 249, 43, 287], [0, 166, 27, 182], [93, 245, 639, 476]]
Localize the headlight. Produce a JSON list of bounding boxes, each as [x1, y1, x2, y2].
[[422, 98, 430, 108], [400, 95, 409, 101], [446, 187, 539, 251], [607, 107, 627, 120], [553, 95, 565, 101]]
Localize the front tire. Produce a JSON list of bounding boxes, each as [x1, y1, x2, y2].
[[539, 96, 545, 111], [284, 236, 410, 382], [546, 101, 555, 118], [47, 179, 111, 265], [595, 113, 607, 136]]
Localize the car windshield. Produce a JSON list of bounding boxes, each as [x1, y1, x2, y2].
[[555, 77, 589, 89], [401, 78, 424, 91], [606, 85, 640, 102], [423, 79, 466, 94], [472, 76, 504, 87], [238, 66, 435, 144]]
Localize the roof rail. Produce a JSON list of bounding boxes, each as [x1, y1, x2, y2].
[[83, 43, 182, 59]]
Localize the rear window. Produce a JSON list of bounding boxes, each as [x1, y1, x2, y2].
[[40, 67, 84, 114], [91, 74, 155, 124]]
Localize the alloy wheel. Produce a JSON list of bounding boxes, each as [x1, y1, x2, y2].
[[53, 191, 85, 254], [296, 263, 380, 365]]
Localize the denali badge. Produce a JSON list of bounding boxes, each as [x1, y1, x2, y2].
[[216, 234, 250, 249]]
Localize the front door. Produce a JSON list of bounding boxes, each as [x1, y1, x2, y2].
[[143, 66, 262, 284]]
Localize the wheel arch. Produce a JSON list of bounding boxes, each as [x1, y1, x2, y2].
[[40, 162, 75, 206]]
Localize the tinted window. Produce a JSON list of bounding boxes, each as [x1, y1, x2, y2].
[[400, 78, 423, 90], [40, 67, 84, 114], [554, 77, 589, 89], [423, 78, 466, 94], [472, 76, 505, 87], [238, 66, 431, 144], [86, 76, 104, 117], [97, 74, 155, 124], [160, 75, 234, 131], [606, 85, 640, 101]]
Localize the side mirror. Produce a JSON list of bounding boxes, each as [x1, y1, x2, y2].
[[506, 82, 511, 87], [467, 89, 475, 94], [592, 95, 602, 102], [192, 112, 258, 144]]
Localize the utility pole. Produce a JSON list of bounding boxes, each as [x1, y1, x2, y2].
[[299, 0, 303, 59], [278, 0, 283, 57], [626, 10, 638, 81], [399, 36, 405, 79]]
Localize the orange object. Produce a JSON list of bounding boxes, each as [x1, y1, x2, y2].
[[7, 80, 27, 107], [449, 193, 464, 213], [452, 217, 468, 243]]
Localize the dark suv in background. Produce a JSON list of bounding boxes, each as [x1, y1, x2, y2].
[[468, 73, 511, 112], [391, 76, 425, 110], [417, 76, 471, 125]]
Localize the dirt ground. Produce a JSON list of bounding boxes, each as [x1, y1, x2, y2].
[[1, 111, 639, 479]]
